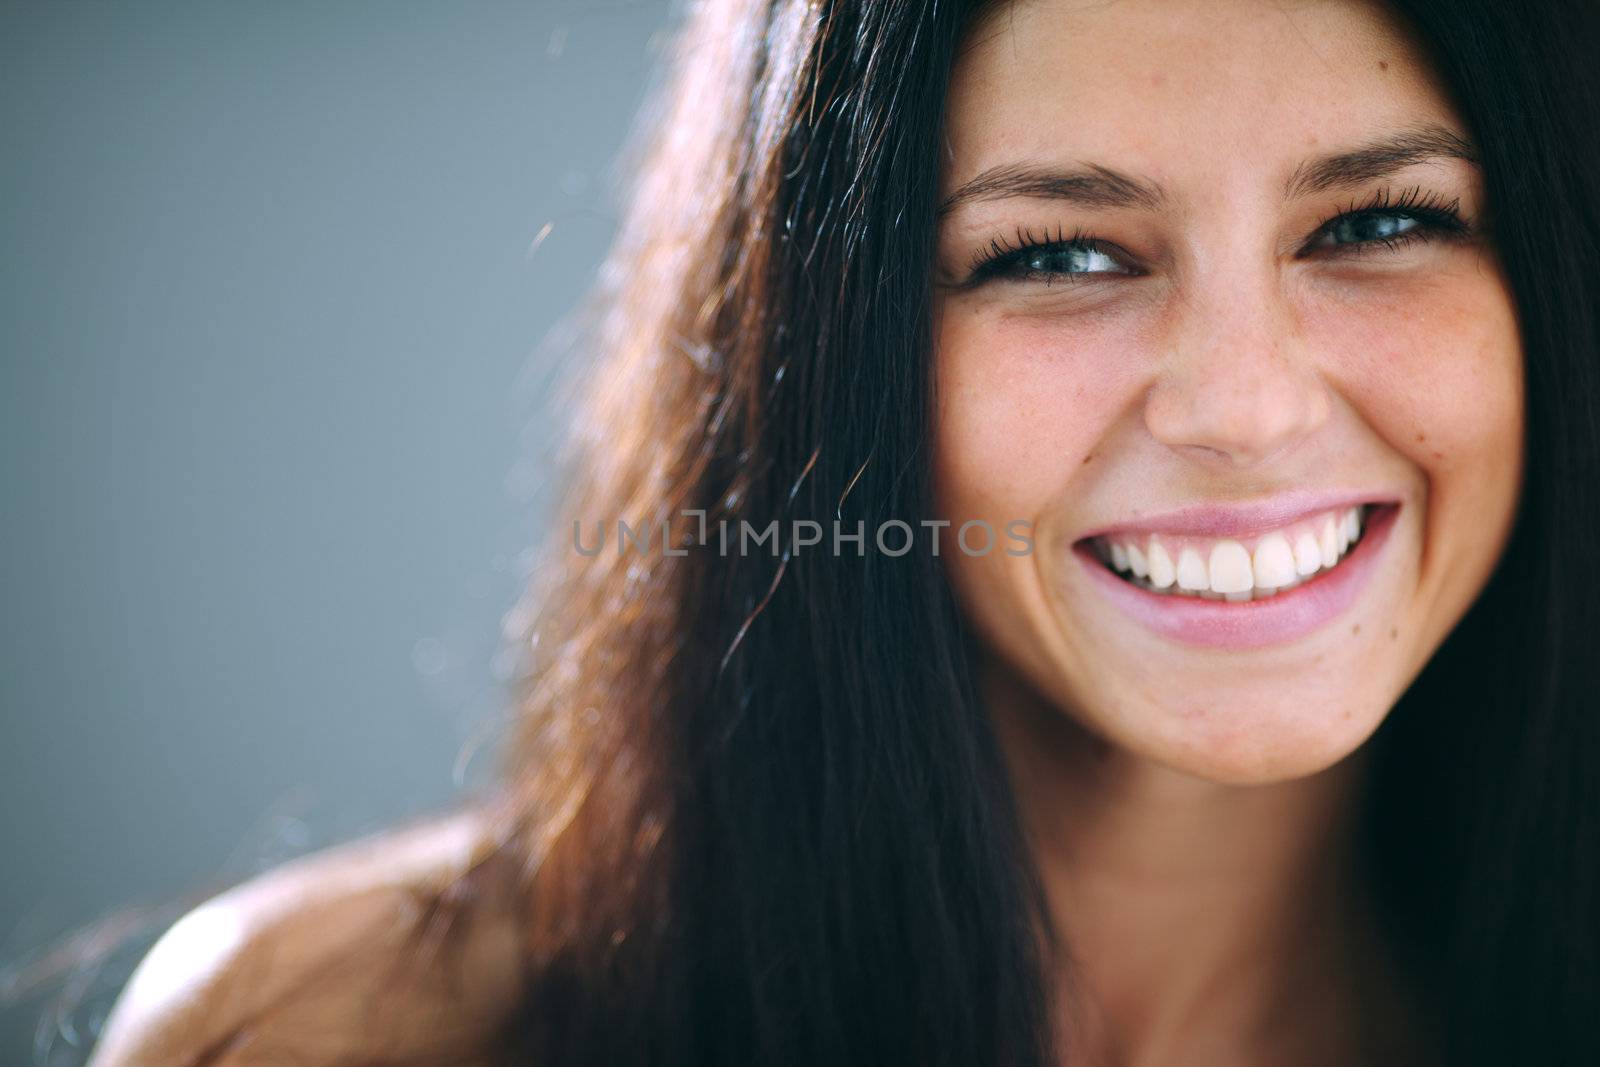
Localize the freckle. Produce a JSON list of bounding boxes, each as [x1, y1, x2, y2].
[[1352, 623, 1361, 636], [1378, 60, 1389, 71], [1081, 452, 1096, 465], [1390, 626, 1398, 640], [1415, 432, 1426, 442], [1343, 709, 1353, 720]]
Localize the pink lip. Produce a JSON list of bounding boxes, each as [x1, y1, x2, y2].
[[1072, 502, 1401, 649], [1074, 489, 1402, 542]]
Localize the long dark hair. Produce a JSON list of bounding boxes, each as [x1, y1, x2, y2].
[[491, 0, 1600, 1063]]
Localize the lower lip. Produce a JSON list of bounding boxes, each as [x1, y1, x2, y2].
[[1071, 503, 1401, 649]]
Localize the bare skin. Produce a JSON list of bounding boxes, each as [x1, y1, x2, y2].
[[92, 2, 1518, 1065], [87, 809, 525, 1067], [932, 0, 1519, 1063], [986, 652, 1430, 1065]]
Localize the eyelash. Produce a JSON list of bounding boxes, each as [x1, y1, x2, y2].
[[962, 185, 1473, 286]]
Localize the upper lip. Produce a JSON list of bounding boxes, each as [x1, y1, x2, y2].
[[1074, 489, 1402, 543]]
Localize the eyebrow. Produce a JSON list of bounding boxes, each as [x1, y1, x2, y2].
[[935, 123, 1481, 218], [936, 161, 1166, 217], [1284, 124, 1480, 199]]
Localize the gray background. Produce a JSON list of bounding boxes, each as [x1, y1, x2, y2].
[[1, 1, 677, 1061]]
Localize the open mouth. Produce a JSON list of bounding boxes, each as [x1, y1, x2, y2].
[[1079, 502, 1399, 604]]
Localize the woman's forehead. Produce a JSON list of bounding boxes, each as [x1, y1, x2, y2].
[[944, 0, 1463, 197]]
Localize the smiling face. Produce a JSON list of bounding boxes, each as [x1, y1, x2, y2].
[[931, 0, 1524, 784]]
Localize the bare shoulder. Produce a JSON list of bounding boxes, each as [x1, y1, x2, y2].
[[88, 806, 528, 1067]]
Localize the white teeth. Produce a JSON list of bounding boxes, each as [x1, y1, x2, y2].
[[1207, 540, 1254, 593], [1251, 533, 1298, 589], [1147, 541, 1176, 588], [1319, 517, 1341, 569], [1096, 503, 1377, 600], [1176, 547, 1209, 591], [1293, 532, 1323, 576]]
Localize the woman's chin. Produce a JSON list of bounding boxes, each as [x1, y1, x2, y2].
[[1108, 689, 1391, 786]]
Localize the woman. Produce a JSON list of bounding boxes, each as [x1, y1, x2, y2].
[[89, 0, 1600, 1063]]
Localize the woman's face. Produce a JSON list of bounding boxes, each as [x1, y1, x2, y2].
[[932, 0, 1523, 784]]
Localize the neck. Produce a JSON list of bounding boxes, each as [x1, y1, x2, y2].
[[980, 652, 1391, 1066]]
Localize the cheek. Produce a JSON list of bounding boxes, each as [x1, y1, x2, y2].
[[931, 301, 1142, 523], [1309, 261, 1523, 492], [930, 302, 1132, 724], [1306, 259, 1524, 632]]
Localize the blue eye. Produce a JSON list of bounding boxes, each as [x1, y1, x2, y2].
[[1306, 209, 1453, 255], [1304, 186, 1472, 256], [964, 225, 1137, 285], [1325, 212, 1422, 244], [957, 186, 1473, 289], [1014, 244, 1127, 277]]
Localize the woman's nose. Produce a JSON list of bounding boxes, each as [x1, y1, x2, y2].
[[1142, 282, 1331, 469]]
